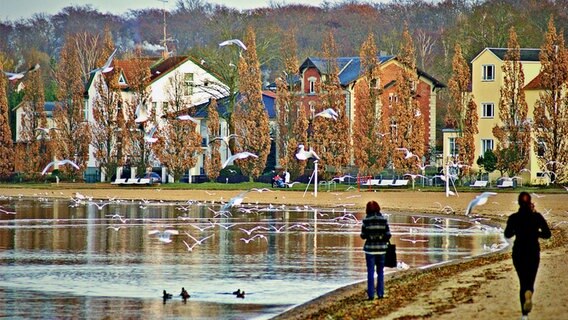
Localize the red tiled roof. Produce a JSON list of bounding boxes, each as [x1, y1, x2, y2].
[[524, 72, 543, 90], [150, 56, 188, 82]]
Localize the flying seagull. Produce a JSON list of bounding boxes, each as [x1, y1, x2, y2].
[[222, 152, 258, 169], [219, 39, 247, 51], [176, 114, 200, 124], [41, 159, 80, 175], [134, 100, 149, 123], [3, 63, 40, 81], [296, 144, 320, 161], [90, 48, 118, 74], [465, 192, 497, 216], [314, 108, 339, 120], [144, 126, 158, 143]]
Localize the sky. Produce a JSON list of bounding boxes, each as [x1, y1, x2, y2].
[[0, 0, 329, 21]]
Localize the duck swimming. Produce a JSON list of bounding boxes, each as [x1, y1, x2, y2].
[[163, 290, 173, 300], [232, 289, 241, 295], [236, 291, 245, 299]]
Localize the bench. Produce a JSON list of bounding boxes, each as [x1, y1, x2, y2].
[[112, 178, 153, 186], [497, 180, 514, 188], [390, 179, 409, 187], [470, 180, 488, 188], [377, 179, 395, 187]]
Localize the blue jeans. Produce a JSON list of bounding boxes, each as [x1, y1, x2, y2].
[[365, 253, 385, 299]]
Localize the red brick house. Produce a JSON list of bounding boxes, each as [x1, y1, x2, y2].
[[298, 56, 445, 150]]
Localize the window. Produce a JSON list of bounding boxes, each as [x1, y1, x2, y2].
[[449, 137, 458, 156], [537, 139, 546, 157], [482, 64, 495, 81], [83, 99, 89, 121], [118, 74, 127, 85], [481, 139, 494, 154], [308, 77, 316, 94], [370, 78, 379, 89], [482, 103, 494, 118], [309, 102, 315, 119], [162, 101, 169, 114], [184, 73, 194, 96], [152, 102, 157, 113], [388, 93, 398, 107]]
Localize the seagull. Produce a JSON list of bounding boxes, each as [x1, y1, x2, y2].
[[3, 63, 40, 81], [465, 192, 497, 216], [182, 239, 199, 252], [238, 226, 270, 236], [400, 237, 429, 244], [134, 101, 149, 123], [209, 134, 240, 146], [148, 229, 179, 243], [296, 144, 320, 161], [221, 191, 249, 210], [41, 159, 80, 175], [396, 148, 419, 160], [240, 234, 267, 243], [176, 114, 199, 124], [184, 232, 214, 245], [250, 188, 273, 193], [314, 108, 339, 120], [222, 152, 258, 169], [219, 39, 247, 51], [90, 48, 118, 74], [0, 207, 16, 215], [35, 127, 59, 135], [144, 126, 158, 143]]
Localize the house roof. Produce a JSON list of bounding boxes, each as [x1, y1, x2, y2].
[[472, 48, 542, 63], [13, 101, 58, 112], [193, 91, 276, 119], [299, 56, 445, 88], [524, 72, 543, 90], [86, 55, 226, 96]]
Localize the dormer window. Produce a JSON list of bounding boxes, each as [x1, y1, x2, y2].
[[118, 73, 127, 86]]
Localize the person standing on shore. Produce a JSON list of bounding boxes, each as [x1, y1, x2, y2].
[[360, 200, 391, 300], [504, 192, 551, 320]]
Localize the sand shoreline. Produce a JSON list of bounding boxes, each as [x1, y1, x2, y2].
[[1, 186, 566, 319]]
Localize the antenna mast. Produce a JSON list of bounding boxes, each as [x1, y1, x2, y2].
[[158, 0, 169, 58]]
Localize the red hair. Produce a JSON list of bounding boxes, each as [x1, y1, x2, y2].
[[366, 200, 381, 215]]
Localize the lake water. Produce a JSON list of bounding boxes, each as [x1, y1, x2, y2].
[[0, 195, 506, 319]]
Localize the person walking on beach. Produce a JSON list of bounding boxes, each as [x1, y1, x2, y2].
[[360, 200, 391, 300], [504, 192, 551, 319]]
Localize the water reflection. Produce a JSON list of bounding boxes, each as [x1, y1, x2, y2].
[[0, 197, 505, 319]]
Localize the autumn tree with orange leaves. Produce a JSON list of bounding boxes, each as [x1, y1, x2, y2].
[[0, 61, 13, 178], [52, 34, 92, 181], [90, 66, 124, 181], [447, 43, 478, 173], [152, 71, 203, 181], [534, 17, 568, 183], [311, 31, 350, 178], [353, 33, 388, 175], [275, 31, 306, 178], [204, 99, 222, 181], [15, 52, 48, 178], [121, 48, 152, 176], [232, 26, 271, 179], [492, 27, 531, 177], [390, 26, 424, 174]]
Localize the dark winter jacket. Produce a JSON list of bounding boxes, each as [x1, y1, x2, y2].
[[504, 207, 551, 254], [360, 212, 391, 254]]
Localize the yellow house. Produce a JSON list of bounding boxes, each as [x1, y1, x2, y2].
[[444, 47, 551, 185]]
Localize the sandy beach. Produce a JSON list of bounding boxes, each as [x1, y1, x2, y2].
[[1, 185, 566, 319]]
